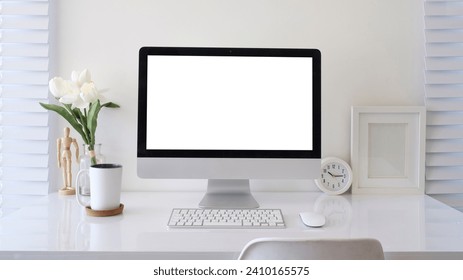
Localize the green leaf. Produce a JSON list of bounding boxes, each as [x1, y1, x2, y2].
[[73, 107, 91, 144], [40, 102, 87, 142], [101, 102, 120, 108], [87, 100, 102, 144]]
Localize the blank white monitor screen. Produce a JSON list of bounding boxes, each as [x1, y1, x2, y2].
[[146, 55, 313, 151]]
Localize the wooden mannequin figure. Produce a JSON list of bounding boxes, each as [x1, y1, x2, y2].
[[57, 127, 80, 195]]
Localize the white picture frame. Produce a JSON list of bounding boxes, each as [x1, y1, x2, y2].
[[351, 106, 426, 194]]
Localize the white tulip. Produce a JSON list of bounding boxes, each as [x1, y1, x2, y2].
[[71, 69, 92, 87], [49, 77, 68, 98], [71, 96, 88, 109], [71, 71, 79, 84], [49, 78, 83, 104], [80, 82, 99, 104], [79, 69, 92, 85], [57, 81, 85, 108], [58, 91, 79, 105], [60, 93, 88, 109]]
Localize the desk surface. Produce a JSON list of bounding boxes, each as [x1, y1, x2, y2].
[[1, 191, 463, 259]]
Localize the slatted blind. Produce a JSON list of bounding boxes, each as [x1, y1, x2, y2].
[[0, 0, 50, 195], [425, 0, 463, 195]]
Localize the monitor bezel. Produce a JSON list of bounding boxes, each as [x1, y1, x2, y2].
[[137, 46, 321, 159]]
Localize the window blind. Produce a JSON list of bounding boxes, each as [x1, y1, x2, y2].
[[0, 0, 50, 195]]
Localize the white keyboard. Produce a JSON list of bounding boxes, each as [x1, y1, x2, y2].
[[168, 208, 285, 229]]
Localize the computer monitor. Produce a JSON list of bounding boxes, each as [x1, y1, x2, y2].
[[137, 47, 321, 208]]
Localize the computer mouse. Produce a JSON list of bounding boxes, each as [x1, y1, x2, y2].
[[299, 212, 326, 228]]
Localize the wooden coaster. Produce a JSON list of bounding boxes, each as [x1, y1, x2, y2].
[[86, 204, 124, 217]]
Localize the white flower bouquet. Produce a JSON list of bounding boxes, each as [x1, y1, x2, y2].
[[40, 69, 120, 165]]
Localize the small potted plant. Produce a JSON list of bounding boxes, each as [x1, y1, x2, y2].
[[40, 69, 120, 165]]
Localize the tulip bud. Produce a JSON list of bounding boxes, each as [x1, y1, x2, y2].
[[71, 71, 79, 84], [79, 69, 92, 86], [80, 82, 99, 103], [49, 77, 67, 98], [71, 69, 92, 87]]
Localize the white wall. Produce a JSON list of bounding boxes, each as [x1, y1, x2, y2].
[[53, 0, 425, 192]]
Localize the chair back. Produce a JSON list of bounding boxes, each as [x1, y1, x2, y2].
[[238, 238, 385, 260]]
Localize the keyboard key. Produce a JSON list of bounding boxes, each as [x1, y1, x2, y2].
[[203, 220, 242, 227]]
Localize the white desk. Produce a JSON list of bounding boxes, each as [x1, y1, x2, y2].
[[1, 192, 463, 259]]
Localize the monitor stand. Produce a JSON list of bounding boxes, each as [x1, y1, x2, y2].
[[198, 179, 259, 209]]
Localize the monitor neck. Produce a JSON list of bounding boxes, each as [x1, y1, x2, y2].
[[199, 179, 259, 209]]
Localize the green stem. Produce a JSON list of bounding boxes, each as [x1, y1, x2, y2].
[[74, 108, 91, 145], [89, 147, 97, 166], [63, 104, 89, 144]]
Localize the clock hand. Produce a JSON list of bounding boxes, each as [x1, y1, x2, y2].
[[328, 171, 343, 178]]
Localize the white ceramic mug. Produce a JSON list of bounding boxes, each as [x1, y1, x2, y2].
[[76, 164, 122, 211]]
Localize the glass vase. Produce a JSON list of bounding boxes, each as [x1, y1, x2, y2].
[[78, 144, 105, 195]]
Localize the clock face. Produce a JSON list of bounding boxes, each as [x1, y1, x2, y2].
[[316, 158, 353, 195]]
